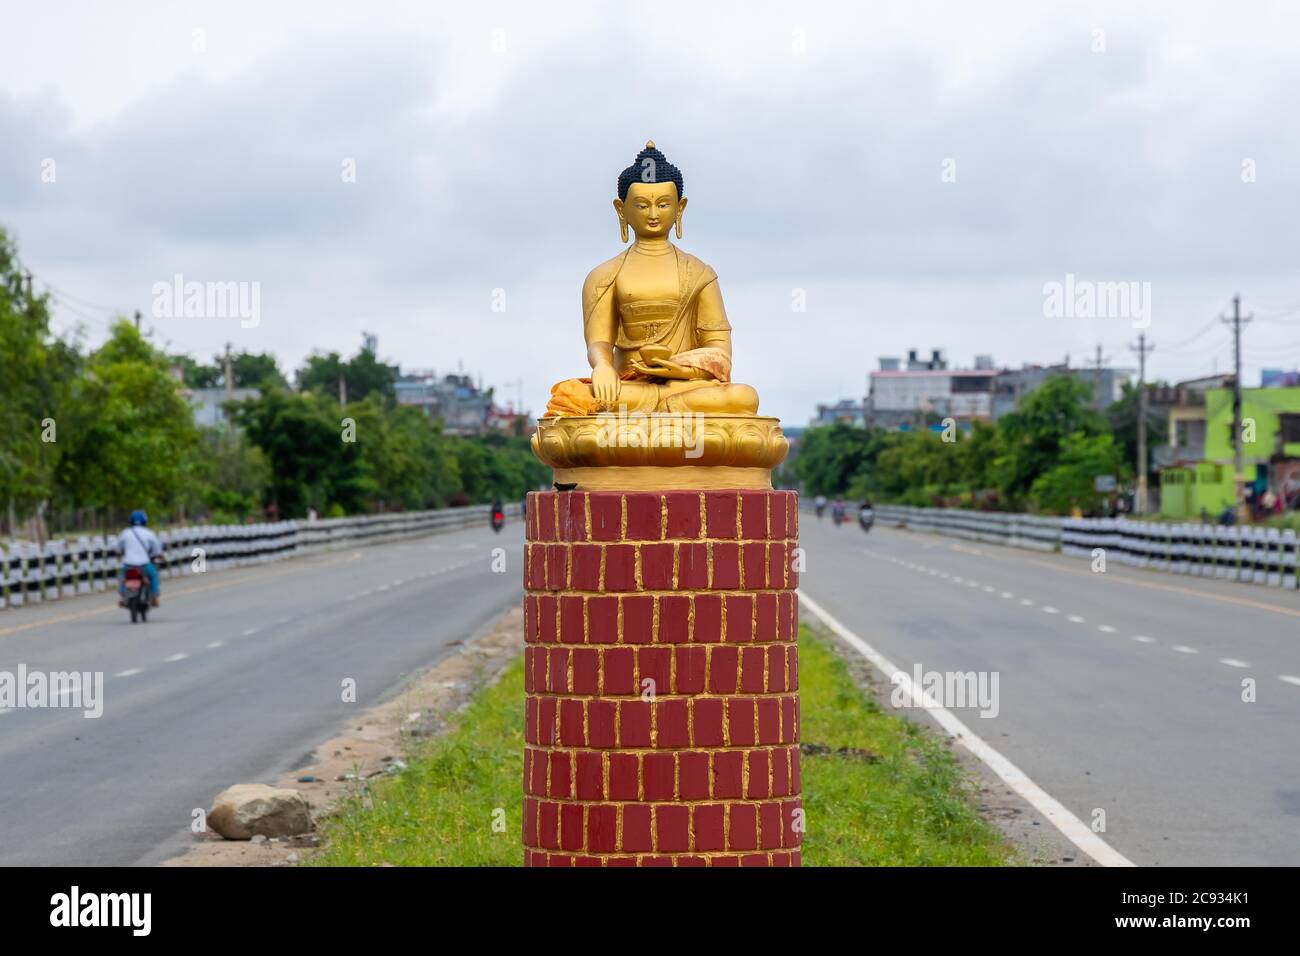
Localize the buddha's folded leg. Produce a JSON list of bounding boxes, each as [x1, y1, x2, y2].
[[661, 381, 759, 414], [544, 377, 663, 417]]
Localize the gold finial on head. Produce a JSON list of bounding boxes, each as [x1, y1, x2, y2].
[[645, 139, 655, 150]]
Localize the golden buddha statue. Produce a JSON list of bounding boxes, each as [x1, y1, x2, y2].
[[545, 141, 759, 417], [533, 141, 787, 490]]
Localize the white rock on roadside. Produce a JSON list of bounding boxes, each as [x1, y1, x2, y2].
[[207, 784, 314, 841]]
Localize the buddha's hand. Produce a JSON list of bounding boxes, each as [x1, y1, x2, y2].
[[591, 364, 621, 406], [629, 357, 703, 381]]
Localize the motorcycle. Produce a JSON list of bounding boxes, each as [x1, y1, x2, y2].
[[858, 505, 875, 533], [491, 508, 505, 533], [122, 565, 153, 624]]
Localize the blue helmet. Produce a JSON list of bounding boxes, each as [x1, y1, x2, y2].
[[129, 510, 148, 526]]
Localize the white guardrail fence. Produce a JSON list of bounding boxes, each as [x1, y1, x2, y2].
[[0, 502, 522, 611], [873, 504, 1299, 591]]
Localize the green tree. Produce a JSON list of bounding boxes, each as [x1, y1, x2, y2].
[[1107, 380, 1168, 488], [1029, 431, 1124, 515], [231, 351, 287, 389], [991, 375, 1108, 507], [233, 387, 357, 518], [55, 321, 201, 521], [794, 423, 890, 497], [296, 348, 396, 404], [0, 231, 79, 529]]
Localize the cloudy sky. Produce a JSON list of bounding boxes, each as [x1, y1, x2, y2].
[[3, 0, 1299, 423]]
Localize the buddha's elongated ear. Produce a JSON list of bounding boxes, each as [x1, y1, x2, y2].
[[612, 198, 628, 243], [675, 196, 688, 238]]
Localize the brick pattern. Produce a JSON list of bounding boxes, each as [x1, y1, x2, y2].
[[522, 489, 801, 867]]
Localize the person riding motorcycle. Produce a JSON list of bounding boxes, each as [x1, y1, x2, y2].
[[814, 495, 827, 519], [117, 510, 163, 608]]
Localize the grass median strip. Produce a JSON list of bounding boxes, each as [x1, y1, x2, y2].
[[308, 625, 1014, 866]]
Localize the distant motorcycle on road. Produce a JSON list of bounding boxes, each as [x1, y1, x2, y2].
[[858, 502, 875, 534], [122, 566, 153, 623], [491, 499, 505, 533]]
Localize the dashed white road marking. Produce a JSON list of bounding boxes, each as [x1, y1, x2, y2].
[[241, 628, 258, 636], [207, 641, 224, 649], [953, 576, 964, 583], [1000, 592, 1014, 599], [1171, 645, 1198, 655], [983, 586, 995, 593], [1020, 598, 1034, 606], [115, 668, 142, 678], [0, 708, 12, 716], [1280, 675, 1300, 687], [1132, 635, 1156, 644], [1219, 658, 1250, 669], [798, 590, 1135, 868], [1042, 606, 1059, 615], [164, 653, 188, 662], [1097, 625, 1117, 633], [1067, 615, 1085, 624]]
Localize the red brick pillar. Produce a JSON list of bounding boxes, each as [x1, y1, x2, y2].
[[522, 489, 801, 867]]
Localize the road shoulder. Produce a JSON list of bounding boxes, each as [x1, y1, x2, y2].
[[161, 607, 523, 867]]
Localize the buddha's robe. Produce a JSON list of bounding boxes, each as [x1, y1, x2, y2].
[[545, 247, 734, 416]]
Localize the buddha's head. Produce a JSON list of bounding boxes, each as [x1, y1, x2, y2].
[[614, 141, 687, 241]]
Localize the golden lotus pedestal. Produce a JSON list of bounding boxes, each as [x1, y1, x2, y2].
[[531, 414, 789, 491]]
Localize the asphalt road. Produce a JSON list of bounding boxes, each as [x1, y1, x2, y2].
[[0, 522, 522, 866], [799, 515, 1300, 866]]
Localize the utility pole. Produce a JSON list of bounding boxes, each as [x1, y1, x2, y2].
[[1129, 334, 1155, 514], [1091, 343, 1109, 411], [133, 309, 142, 332], [1222, 294, 1253, 520], [338, 371, 347, 406], [223, 342, 234, 401]]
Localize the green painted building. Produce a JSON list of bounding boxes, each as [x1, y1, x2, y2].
[[1159, 387, 1300, 518], [1203, 387, 1300, 461]]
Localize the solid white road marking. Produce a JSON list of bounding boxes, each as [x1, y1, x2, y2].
[[797, 590, 1135, 868], [1171, 645, 1198, 655], [115, 668, 142, 678], [1218, 658, 1249, 669]]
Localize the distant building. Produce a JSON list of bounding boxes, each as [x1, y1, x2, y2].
[[395, 370, 497, 436], [1152, 373, 1235, 469], [868, 350, 998, 428], [991, 363, 1130, 419], [1262, 368, 1300, 388], [1158, 379, 1300, 517], [810, 399, 866, 427], [186, 387, 260, 428]]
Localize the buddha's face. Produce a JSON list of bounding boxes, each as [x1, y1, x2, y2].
[[614, 182, 687, 240]]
